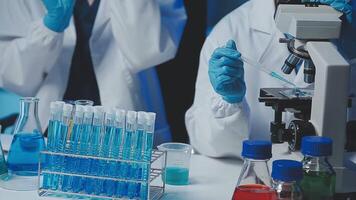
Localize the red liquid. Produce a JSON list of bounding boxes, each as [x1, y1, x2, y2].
[[232, 184, 277, 200]]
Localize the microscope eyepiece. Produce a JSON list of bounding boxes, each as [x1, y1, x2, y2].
[[282, 53, 302, 74], [304, 59, 315, 83]]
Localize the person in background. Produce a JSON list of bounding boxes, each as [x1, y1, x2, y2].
[[185, 0, 355, 158], [0, 0, 187, 144]]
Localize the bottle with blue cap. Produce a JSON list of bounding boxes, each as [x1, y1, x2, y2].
[[271, 159, 303, 200], [232, 140, 276, 200], [300, 136, 335, 200]]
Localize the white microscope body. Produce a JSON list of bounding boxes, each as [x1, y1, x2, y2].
[[275, 4, 356, 193]]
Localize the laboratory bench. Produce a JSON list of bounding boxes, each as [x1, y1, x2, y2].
[[0, 135, 298, 200]]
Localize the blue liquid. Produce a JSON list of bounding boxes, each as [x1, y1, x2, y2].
[[7, 132, 45, 176], [51, 124, 69, 190], [62, 123, 82, 192], [43, 120, 60, 189], [128, 129, 144, 198], [85, 125, 102, 194], [72, 123, 92, 193], [140, 131, 154, 199], [163, 167, 189, 185], [117, 129, 133, 197], [96, 125, 114, 195]]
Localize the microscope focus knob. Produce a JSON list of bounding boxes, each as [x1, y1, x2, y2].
[[288, 120, 316, 151]]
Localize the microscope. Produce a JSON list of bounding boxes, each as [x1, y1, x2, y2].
[[259, 1, 356, 197]]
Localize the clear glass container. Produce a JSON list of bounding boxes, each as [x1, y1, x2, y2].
[[300, 136, 335, 200], [232, 140, 276, 200], [0, 97, 45, 191], [272, 160, 303, 200]]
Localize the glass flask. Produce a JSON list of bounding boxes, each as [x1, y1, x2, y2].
[[272, 160, 303, 200], [232, 140, 276, 200], [300, 136, 335, 200], [0, 97, 45, 191]]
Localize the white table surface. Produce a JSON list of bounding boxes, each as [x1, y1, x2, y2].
[[0, 135, 297, 200]]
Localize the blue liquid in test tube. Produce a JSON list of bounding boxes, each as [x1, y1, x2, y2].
[[61, 105, 84, 192], [103, 108, 126, 196], [51, 103, 73, 190], [97, 108, 115, 195], [117, 111, 137, 197], [43, 102, 62, 189], [72, 105, 93, 193], [141, 112, 156, 199], [85, 106, 105, 195], [128, 111, 146, 198]]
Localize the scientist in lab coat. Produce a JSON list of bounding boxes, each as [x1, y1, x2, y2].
[[0, 0, 186, 144], [186, 0, 356, 158]]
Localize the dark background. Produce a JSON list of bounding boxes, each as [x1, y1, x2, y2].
[[156, 0, 246, 143]]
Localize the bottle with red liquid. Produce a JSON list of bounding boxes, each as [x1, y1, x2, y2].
[[232, 140, 276, 200]]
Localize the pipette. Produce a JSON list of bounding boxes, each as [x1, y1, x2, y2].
[[240, 55, 297, 88]]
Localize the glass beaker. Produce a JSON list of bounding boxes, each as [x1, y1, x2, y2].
[[0, 97, 45, 191], [158, 143, 192, 185]]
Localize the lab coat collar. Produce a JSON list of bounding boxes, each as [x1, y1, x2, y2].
[[249, 0, 276, 35]]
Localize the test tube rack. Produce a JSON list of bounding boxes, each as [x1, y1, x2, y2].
[[38, 150, 167, 200]]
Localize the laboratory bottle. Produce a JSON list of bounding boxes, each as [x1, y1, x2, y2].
[[271, 160, 303, 200], [300, 136, 335, 200], [6, 97, 45, 190], [232, 140, 275, 200]]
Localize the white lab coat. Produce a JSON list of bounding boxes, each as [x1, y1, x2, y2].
[[0, 0, 187, 143], [185, 0, 356, 158]]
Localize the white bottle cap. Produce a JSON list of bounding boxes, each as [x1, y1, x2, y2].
[[84, 105, 93, 114], [115, 108, 126, 122], [50, 102, 57, 112], [137, 111, 146, 125], [94, 106, 105, 119], [83, 106, 94, 120], [63, 104, 73, 117], [55, 101, 65, 109], [75, 105, 85, 117], [146, 112, 156, 125], [126, 110, 137, 124], [105, 107, 115, 120]]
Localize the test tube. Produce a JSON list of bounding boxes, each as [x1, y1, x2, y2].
[[97, 108, 116, 195], [43, 102, 60, 189], [127, 111, 146, 198], [72, 105, 94, 193], [141, 112, 156, 199], [61, 105, 84, 192], [117, 111, 137, 197], [51, 103, 73, 190], [85, 106, 105, 194]]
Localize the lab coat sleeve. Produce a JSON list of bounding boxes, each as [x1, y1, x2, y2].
[[0, 1, 64, 97], [109, 0, 187, 73], [185, 37, 251, 158]]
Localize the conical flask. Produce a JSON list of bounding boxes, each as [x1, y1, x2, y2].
[[0, 97, 45, 191]]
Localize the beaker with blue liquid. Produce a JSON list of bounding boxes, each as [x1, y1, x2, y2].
[[0, 97, 45, 191]]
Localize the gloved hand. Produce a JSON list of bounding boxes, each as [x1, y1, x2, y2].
[[42, 0, 75, 32], [303, 0, 352, 22], [208, 40, 246, 104]]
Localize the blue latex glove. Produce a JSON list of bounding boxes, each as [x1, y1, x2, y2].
[[42, 0, 75, 32], [208, 40, 246, 104], [303, 0, 353, 22]]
